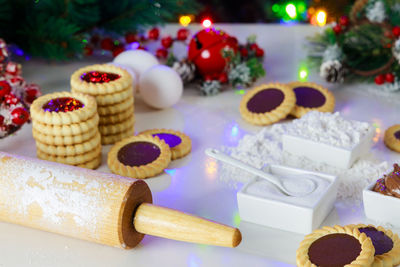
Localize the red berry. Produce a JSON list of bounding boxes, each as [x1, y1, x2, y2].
[[255, 47, 264, 57], [219, 72, 228, 83], [5, 93, 19, 105], [177, 28, 189, 41], [0, 80, 11, 97], [339, 16, 350, 27], [393, 26, 400, 38], [83, 46, 93, 56], [385, 73, 395, 83], [333, 25, 342, 34], [100, 37, 114, 51], [148, 27, 160, 40], [249, 43, 258, 51], [155, 48, 168, 59], [240, 47, 248, 57], [0, 115, 4, 126], [161, 36, 173, 48], [112, 45, 125, 57], [375, 74, 385, 85], [125, 32, 138, 43], [25, 86, 40, 104], [11, 107, 29, 125]]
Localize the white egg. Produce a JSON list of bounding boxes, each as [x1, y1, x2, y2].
[[107, 62, 139, 93], [113, 50, 159, 78], [139, 65, 183, 109]]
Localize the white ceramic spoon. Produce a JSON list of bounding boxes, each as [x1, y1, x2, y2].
[[205, 148, 316, 197]]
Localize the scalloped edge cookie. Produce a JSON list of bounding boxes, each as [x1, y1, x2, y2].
[[296, 225, 375, 267], [97, 95, 134, 116], [239, 83, 296, 126], [32, 113, 99, 136], [349, 224, 400, 267], [70, 64, 132, 95], [101, 128, 135, 145], [30, 91, 97, 126], [32, 127, 98, 146], [75, 155, 102, 170], [288, 81, 335, 118], [37, 145, 102, 165], [384, 125, 400, 153], [107, 134, 171, 179], [72, 85, 133, 106], [139, 129, 191, 160], [99, 116, 135, 135], [35, 132, 101, 156], [99, 105, 134, 125]]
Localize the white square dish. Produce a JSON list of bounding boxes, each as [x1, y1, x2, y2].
[[237, 164, 339, 235], [363, 181, 400, 227], [282, 126, 375, 169]]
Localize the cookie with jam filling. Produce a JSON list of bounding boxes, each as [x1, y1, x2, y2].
[[384, 125, 400, 153]]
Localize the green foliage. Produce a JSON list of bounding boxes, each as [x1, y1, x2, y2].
[[0, 0, 200, 60], [246, 58, 265, 80]]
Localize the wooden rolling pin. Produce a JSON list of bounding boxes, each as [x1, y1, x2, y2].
[[0, 152, 241, 248]]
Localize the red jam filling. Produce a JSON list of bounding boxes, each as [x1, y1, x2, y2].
[[80, 71, 120, 83], [42, 97, 84, 112]]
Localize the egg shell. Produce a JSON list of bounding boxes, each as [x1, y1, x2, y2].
[[108, 62, 138, 93], [113, 50, 159, 78]]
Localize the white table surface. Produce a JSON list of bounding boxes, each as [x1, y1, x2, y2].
[[1, 24, 400, 267]]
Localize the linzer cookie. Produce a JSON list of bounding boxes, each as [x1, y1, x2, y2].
[[32, 127, 98, 146], [349, 224, 400, 267], [384, 125, 400, 153], [240, 83, 296, 125], [139, 129, 191, 160], [99, 116, 135, 136], [37, 145, 102, 165], [107, 135, 171, 179], [99, 106, 134, 125], [288, 81, 335, 118], [296, 225, 375, 267], [101, 128, 134, 145]]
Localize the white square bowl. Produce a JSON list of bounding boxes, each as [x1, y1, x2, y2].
[[237, 164, 339, 235], [282, 127, 375, 169], [363, 181, 400, 227]]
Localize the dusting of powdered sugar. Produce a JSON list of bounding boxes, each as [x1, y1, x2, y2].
[[219, 122, 388, 204], [286, 111, 373, 149]]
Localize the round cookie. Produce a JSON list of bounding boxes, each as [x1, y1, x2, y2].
[[35, 132, 101, 156], [73, 86, 133, 106], [384, 125, 400, 153], [297, 225, 375, 267], [107, 134, 171, 179], [99, 106, 134, 125], [30, 91, 97, 125], [101, 128, 135, 145], [70, 64, 132, 95], [239, 83, 296, 126], [32, 127, 98, 146], [99, 116, 135, 136], [32, 113, 99, 136], [349, 224, 400, 267], [288, 81, 335, 118], [75, 155, 102, 169], [97, 95, 134, 116], [37, 145, 102, 165], [139, 129, 191, 160]]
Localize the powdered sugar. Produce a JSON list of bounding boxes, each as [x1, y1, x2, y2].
[[286, 111, 373, 149], [219, 121, 388, 203]]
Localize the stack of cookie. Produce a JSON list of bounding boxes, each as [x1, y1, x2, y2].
[[70, 64, 135, 145], [30, 92, 102, 169]]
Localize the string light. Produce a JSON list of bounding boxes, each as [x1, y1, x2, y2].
[[179, 15, 192, 27], [316, 10, 327, 26], [285, 3, 297, 19], [202, 18, 212, 28]]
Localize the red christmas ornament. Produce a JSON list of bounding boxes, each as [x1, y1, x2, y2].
[[161, 36, 173, 48], [112, 45, 125, 57], [333, 25, 342, 34], [0, 115, 4, 126], [148, 27, 160, 40], [249, 43, 258, 51], [25, 86, 40, 104], [240, 47, 248, 57], [385, 73, 395, 83], [84, 46, 93, 56], [11, 107, 29, 125], [219, 72, 228, 83], [125, 32, 138, 44], [156, 48, 168, 59], [0, 81, 11, 97], [339, 16, 350, 27], [5, 62, 21, 76], [100, 37, 114, 51], [255, 47, 264, 57], [177, 28, 190, 41], [188, 28, 239, 77], [375, 74, 385, 85], [5, 93, 19, 105], [392, 26, 400, 38]]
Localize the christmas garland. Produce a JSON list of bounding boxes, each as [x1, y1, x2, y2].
[[307, 0, 400, 92]]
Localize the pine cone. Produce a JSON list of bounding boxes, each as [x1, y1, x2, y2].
[[172, 59, 196, 84], [320, 60, 346, 83]]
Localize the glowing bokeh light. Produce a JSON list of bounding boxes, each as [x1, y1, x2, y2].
[[202, 18, 212, 28], [233, 212, 241, 227], [298, 62, 309, 81], [165, 169, 176, 175], [205, 158, 217, 180], [231, 125, 239, 137], [235, 89, 246, 95], [316, 10, 327, 26], [285, 4, 297, 19], [179, 15, 192, 27], [272, 4, 280, 12]]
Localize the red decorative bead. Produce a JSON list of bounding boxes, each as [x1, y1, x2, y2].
[[42, 97, 84, 112], [156, 48, 168, 59], [375, 74, 385, 85], [339, 16, 350, 27], [125, 32, 138, 43], [161, 36, 173, 48], [333, 25, 342, 34], [100, 37, 114, 51], [5, 93, 19, 105], [240, 47, 248, 57], [81, 71, 120, 83], [177, 28, 190, 41], [249, 43, 258, 51], [11, 107, 29, 125], [219, 72, 228, 83], [8, 76, 25, 87], [385, 73, 395, 83], [6, 62, 21, 76], [255, 47, 264, 57], [84, 46, 93, 56], [25, 85, 40, 104], [392, 26, 400, 38], [0, 80, 11, 97], [148, 27, 160, 40], [112, 45, 125, 57]]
